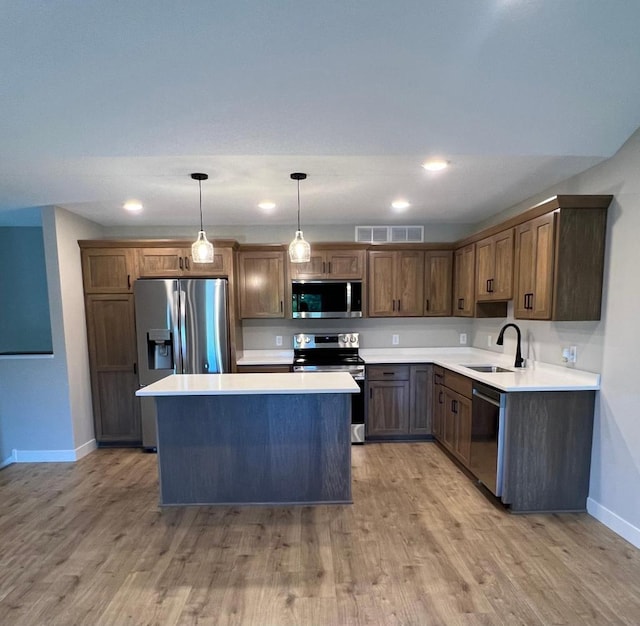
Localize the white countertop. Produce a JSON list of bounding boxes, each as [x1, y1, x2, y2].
[[136, 372, 360, 396], [236, 347, 600, 392], [236, 350, 293, 366]]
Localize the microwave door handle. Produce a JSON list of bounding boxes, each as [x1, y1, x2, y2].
[[346, 281, 352, 313]]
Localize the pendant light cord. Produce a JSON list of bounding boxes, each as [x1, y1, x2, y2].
[[297, 178, 301, 231], [198, 179, 204, 232]]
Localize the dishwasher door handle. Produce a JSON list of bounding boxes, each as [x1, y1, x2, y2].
[[472, 388, 501, 407]]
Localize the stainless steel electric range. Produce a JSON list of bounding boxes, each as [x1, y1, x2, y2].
[[292, 333, 365, 443]]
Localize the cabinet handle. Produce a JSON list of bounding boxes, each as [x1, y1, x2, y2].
[[185, 257, 190, 270], [369, 388, 373, 399], [425, 299, 430, 311], [133, 362, 137, 375], [322, 261, 326, 274], [127, 274, 131, 289], [382, 372, 395, 376], [438, 391, 443, 404], [179, 257, 184, 270], [280, 300, 283, 313], [458, 298, 464, 310], [392, 299, 396, 312], [397, 299, 401, 311], [328, 261, 332, 274]]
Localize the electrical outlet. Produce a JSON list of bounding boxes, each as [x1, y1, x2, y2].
[[275, 335, 283, 347], [459, 333, 467, 345], [568, 345, 577, 363], [487, 335, 492, 347], [392, 334, 399, 345]]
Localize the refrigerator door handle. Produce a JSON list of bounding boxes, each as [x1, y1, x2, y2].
[[179, 289, 188, 374], [172, 289, 183, 374]]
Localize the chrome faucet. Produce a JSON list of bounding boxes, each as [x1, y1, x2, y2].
[[496, 323, 524, 368]]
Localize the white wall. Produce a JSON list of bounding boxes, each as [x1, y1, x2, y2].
[[0, 207, 103, 464]]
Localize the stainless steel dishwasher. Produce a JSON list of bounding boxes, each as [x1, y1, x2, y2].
[[470, 382, 506, 497]]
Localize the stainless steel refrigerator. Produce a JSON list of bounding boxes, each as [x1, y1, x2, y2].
[[134, 278, 230, 449]]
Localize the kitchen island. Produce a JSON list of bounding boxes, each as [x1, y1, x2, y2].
[[136, 372, 359, 506]]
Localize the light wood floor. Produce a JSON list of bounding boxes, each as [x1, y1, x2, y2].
[[1, 443, 639, 625]]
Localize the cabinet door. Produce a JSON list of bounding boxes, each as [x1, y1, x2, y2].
[[442, 389, 457, 451], [475, 236, 494, 300], [325, 249, 365, 279], [85, 294, 141, 443], [453, 394, 473, 467], [409, 364, 432, 434], [288, 252, 325, 279], [186, 248, 229, 277], [81, 248, 135, 293], [454, 244, 475, 316], [432, 368, 445, 441], [425, 251, 453, 316], [514, 213, 555, 319], [366, 380, 410, 437], [531, 214, 555, 319], [492, 229, 514, 300], [238, 251, 285, 318], [368, 251, 396, 316], [137, 248, 187, 277], [396, 251, 424, 316]]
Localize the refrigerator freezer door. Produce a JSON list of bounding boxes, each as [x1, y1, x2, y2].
[[134, 279, 180, 449], [180, 279, 230, 374]]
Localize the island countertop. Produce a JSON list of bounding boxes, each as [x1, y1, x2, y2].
[[136, 372, 360, 396]]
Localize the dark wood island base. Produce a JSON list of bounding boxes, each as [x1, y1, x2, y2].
[[153, 391, 352, 506]]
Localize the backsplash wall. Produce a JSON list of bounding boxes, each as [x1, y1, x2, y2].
[[242, 317, 473, 351]]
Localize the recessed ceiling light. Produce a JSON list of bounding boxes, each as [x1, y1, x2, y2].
[[258, 201, 276, 211], [422, 160, 449, 172], [123, 200, 143, 212], [391, 200, 410, 211]]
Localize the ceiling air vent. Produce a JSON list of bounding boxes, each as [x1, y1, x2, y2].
[[356, 225, 424, 243]]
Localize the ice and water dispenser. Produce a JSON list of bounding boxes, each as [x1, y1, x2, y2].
[[146, 329, 174, 370]]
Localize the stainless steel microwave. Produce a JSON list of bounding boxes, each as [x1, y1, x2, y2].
[[292, 280, 362, 318]]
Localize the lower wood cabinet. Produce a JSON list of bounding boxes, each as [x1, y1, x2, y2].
[[85, 294, 141, 444], [366, 364, 432, 439], [433, 367, 473, 468]]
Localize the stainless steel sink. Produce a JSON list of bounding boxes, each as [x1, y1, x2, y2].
[[460, 364, 513, 373]]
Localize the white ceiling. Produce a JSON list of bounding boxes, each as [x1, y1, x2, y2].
[[1, 1, 639, 228]]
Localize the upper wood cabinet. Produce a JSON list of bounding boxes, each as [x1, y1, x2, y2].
[[475, 229, 514, 301], [137, 246, 231, 278], [453, 244, 475, 317], [81, 248, 136, 293], [513, 204, 608, 320], [424, 250, 453, 316], [368, 250, 424, 317], [237, 249, 285, 318], [289, 247, 365, 280], [513, 213, 555, 319]]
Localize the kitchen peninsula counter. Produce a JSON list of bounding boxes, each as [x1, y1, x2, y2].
[[137, 373, 359, 506]]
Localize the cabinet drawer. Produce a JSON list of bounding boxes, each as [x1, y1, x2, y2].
[[444, 369, 472, 398], [367, 365, 410, 381]]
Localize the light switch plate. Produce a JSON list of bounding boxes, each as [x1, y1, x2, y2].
[[276, 335, 283, 347], [459, 333, 467, 345], [392, 334, 399, 345]]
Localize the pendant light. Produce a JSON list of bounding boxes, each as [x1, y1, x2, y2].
[[190, 172, 214, 264], [288, 172, 311, 263]]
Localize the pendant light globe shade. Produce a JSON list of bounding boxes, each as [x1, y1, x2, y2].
[[289, 172, 310, 263], [192, 230, 214, 263], [190, 172, 214, 264], [289, 230, 311, 263]]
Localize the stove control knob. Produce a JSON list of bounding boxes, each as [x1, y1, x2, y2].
[[304, 335, 311, 344], [349, 334, 357, 343]]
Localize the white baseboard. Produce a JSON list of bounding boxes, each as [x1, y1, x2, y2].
[[587, 497, 640, 549], [1, 452, 16, 469], [12, 439, 98, 463]]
